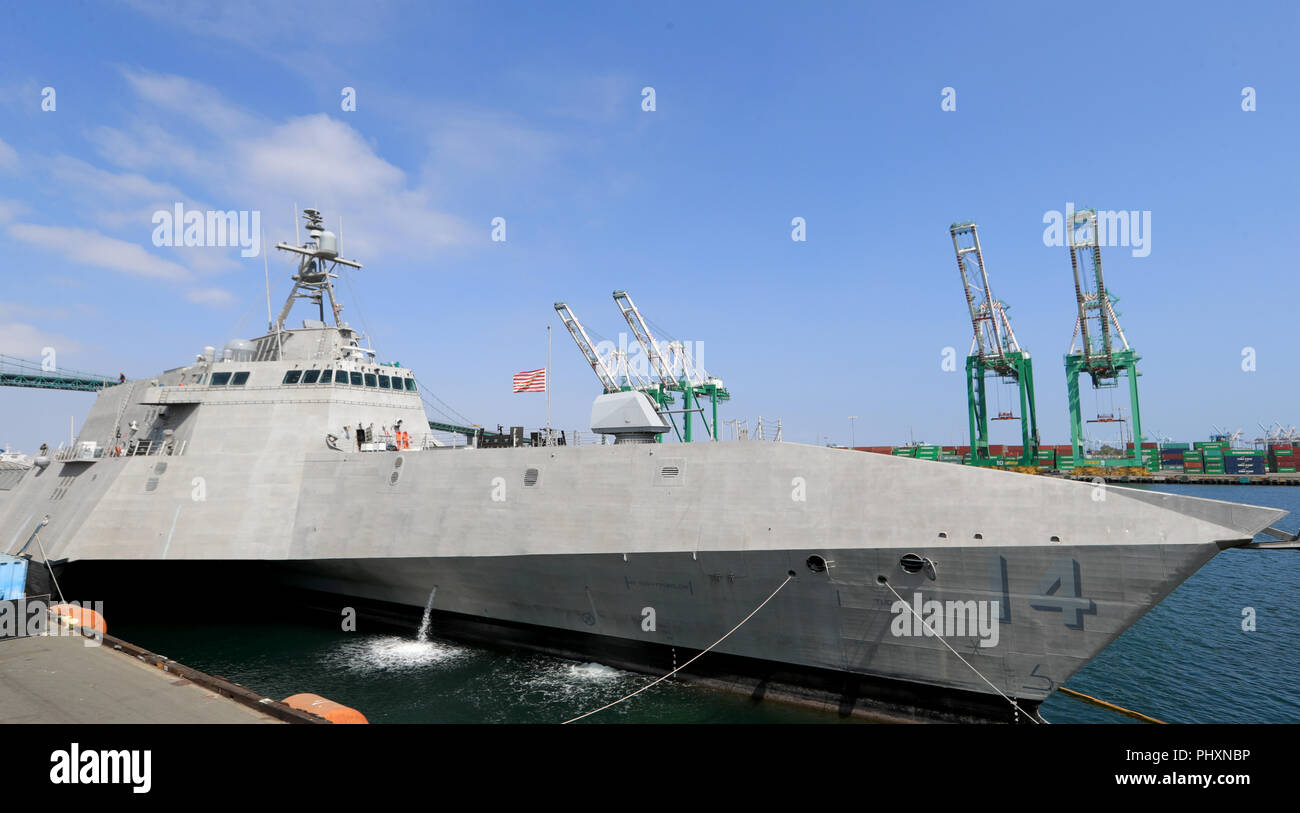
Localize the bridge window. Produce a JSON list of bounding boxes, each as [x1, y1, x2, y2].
[[302, 370, 320, 384], [404, 378, 417, 392], [210, 372, 232, 386], [319, 370, 333, 384], [231, 371, 250, 386], [378, 375, 391, 389], [364, 373, 378, 388], [350, 372, 363, 386], [335, 370, 349, 386], [283, 370, 302, 385]]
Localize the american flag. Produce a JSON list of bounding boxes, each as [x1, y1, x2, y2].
[[512, 368, 547, 393]]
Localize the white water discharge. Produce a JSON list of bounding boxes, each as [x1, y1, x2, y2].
[[332, 636, 465, 672], [416, 587, 437, 643]]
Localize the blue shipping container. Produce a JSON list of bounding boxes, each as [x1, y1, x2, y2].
[[0, 554, 27, 601]]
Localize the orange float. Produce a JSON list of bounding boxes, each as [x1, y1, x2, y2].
[[282, 693, 369, 724], [50, 603, 107, 635]]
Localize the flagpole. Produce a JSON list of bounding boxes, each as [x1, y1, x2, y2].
[[546, 325, 552, 444]]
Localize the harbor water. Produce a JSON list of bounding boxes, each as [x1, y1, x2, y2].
[[109, 484, 1300, 724]]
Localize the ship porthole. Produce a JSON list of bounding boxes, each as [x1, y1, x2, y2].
[[899, 553, 927, 574], [805, 555, 827, 573]]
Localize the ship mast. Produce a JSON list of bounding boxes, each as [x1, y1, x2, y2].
[[272, 209, 362, 332]]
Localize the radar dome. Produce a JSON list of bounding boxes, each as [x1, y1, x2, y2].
[[316, 230, 339, 258], [224, 338, 255, 362]]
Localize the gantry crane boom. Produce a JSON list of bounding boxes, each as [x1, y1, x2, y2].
[[953, 221, 1020, 367], [554, 302, 620, 394], [1068, 209, 1131, 378], [1063, 208, 1144, 468], [610, 290, 729, 441], [612, 291, 676, 387], [950, 221, 1039, 466]]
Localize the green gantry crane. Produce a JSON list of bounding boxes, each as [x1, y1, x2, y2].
[[950, 221, 1040, 466], [612, 290, 729, 441], [1063, 208, 1144, 468]]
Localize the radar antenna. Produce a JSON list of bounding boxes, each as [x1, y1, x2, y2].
[[273, 209, 362, 331]]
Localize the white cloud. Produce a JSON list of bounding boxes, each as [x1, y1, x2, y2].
[[0, 137, 17, 171], [89, 121, 219, 178], [185, 287, 236, 307], [0, 321, 87, 359], [49, 155, 185, 201], [121, 69, 261, 134], [8, 224, 190, 281], [0, 199, 29, 223], [89, 73, 476, 259]]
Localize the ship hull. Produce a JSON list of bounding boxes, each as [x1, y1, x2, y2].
[[4, 438, 1284, 721]]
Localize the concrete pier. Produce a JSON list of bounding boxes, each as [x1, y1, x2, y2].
[[0, 629, 324, 724]]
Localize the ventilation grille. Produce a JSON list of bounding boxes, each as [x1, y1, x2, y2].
[[389, 471, 401, 486], [524, 468, 539, 487], [154, 461, 168, 475], [393, 455, 404, 470], [660, 465, 680, 478], [144, 477, 159, 492]]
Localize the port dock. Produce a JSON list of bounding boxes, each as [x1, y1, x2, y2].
[[0, 627, 324, 724]]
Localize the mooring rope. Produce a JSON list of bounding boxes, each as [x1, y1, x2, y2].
[[879, 577, 1039, 724], [31, 524, 67, 606], [562, 574, 793, 724]]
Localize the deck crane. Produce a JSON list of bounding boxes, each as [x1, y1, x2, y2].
[[1063, 208, 1144, 468], [950, 222, 1039, 466], [612, 290, 729, 441], [555, 300, 670, 441]]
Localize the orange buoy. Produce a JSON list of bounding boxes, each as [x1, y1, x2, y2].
[[50, 603, 106, 635], [282, 693, 369, 724]]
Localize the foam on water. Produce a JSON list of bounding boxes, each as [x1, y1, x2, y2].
[[330, 634, 467, 673], [565, 662, 624, 682]]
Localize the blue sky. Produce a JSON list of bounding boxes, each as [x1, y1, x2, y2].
[[2, 1, 1298, 452]]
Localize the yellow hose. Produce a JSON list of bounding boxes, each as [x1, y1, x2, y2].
[[1059, 686, 1166, 724]]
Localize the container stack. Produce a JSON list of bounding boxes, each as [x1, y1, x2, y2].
[[915, 445, 941, 462], [1182, 449, 1204, 473], [1159, 442, 1188, 471], [1224, 449, 1266, 475], [1269, 446, 1296, 473], [1200, 443, 1226, 474]]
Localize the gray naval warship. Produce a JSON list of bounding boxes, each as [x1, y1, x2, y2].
[[3, 209, 1296, 723]]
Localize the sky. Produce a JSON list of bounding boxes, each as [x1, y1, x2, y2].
[[1, 1, 1298, 452]]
